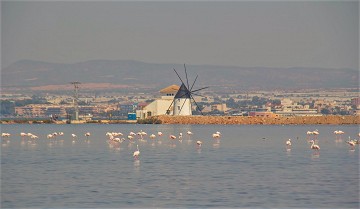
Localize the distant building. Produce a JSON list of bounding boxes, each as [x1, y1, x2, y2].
[[249, 111, 278, 118], [15, 105, 64, 117], [137, 85, 179, 119], [45, 107, 67, 117], [211, 103, 228, 112], [351, 97, 360, 108], [119, 103, 135, 115], [80, 106, 98, 115], [281, 98, 293, 106]]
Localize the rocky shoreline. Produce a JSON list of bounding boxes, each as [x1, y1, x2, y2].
[[1, 115, 359, 125], [154, 115, 360, 125]]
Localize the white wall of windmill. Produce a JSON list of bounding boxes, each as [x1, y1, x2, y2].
[[173, 98, 192, 116]]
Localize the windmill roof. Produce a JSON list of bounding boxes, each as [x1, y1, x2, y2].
[[159, 84, 180, 93], [175, 83, 191, 99]]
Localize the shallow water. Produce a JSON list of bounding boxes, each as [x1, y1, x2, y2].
[[1, 124, 359, 208]]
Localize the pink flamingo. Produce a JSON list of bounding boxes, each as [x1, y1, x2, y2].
[[310, 140, 320, 154], [133, 144, 140, 160]]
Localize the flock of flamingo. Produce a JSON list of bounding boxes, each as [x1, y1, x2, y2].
[[1, 130, 222, 160], [2, 129, 359, 159], [104, 130, 222, 159], [285, 129, 360, 154]]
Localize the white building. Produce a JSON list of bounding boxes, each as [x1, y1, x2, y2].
[[136, 85, 179, 119]]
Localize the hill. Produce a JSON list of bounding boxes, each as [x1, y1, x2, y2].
[[1, 59, 358, 92]]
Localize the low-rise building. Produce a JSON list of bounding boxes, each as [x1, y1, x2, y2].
[[137, 85, 179, 119], [248, 111, 278, 117]]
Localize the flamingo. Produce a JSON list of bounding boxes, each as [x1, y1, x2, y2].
[[196, 140, 202, 147], [113, 138, 124, 143], [133, 144, 140, 160], [309, 140, 320, 153], [212, 132, 221, 138], [286, 139, 291, 148], [71, 134, 77, 143], [346, 137, 356, 150], [312, 129, 319, 140], [113, 132, 123, 137], [20, 132, 27, 139], [149, 134, 156, 139], [169, 135, 176, 140], [47, 133, 55, 139], [1, 133, 11, 138], [158, 131, 163, 136], [30, 134, 38, 139], [137, 130, 147, 140], [185, 131, 193, 141], [84, 132, 91, 140], [306, 131, 313, 140], [334, 130, 344, 141]]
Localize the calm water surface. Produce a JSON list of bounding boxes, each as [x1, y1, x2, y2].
[[1, 124, 359, 208]]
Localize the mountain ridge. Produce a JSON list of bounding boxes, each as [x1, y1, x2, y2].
[[1, 59, 358, 91]]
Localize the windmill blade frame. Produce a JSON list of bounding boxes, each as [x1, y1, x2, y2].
[[191, 86, 209, 93], [173, 68, 187, 86], [170, 64, 208, 116], [190, 94, 204, 115], [184, 64, 190, 90], [191, 92, 207, 98], [189, 75, 198, 91], [165, 99, 175, 115]]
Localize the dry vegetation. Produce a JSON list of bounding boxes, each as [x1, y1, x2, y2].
[[154, 115, 360, 125]]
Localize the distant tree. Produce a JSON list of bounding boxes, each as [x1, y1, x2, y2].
[[321, 108, 331, 115], [213, 97, 222, 103], [338, 110, 350, 115], [59, 100, 69, 105], [270, 99, 281, 106], [251, 96, 267, 106], [226, 98, 238, 108], [78, 101, 87, 105], [108, 99, 118, 103], [0, 100, 15, 115]]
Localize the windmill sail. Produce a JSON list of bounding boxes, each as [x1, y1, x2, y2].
[[166, 64, 208, 116]]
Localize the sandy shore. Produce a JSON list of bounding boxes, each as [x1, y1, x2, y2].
[[154, 115, 360, 125]]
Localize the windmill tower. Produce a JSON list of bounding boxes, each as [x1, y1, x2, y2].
[[174, 83, 192, 115], [167, 64, 208, 116]]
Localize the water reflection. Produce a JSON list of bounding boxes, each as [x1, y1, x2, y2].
[[2, 139, 10, 147], [311, 153, 320, 159], [134, 160, 140, 173], [286, 148, 291, 156]]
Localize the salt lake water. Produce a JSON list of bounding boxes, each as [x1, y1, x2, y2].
[[1, 124, 359, 208]]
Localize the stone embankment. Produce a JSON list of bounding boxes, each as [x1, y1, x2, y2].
[[155, 115, 360, 125]]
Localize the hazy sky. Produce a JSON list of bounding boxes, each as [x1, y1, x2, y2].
[[1, 1, 359, 69]]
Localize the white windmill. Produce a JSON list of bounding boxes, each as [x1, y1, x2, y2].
[[166, 64, 208, 116]]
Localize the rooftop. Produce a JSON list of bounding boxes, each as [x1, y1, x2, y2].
[[159, 85, 180, 94]]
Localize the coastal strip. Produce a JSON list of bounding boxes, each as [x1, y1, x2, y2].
[[1, 115, 359, 125], [154, 115, 360, 125]]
